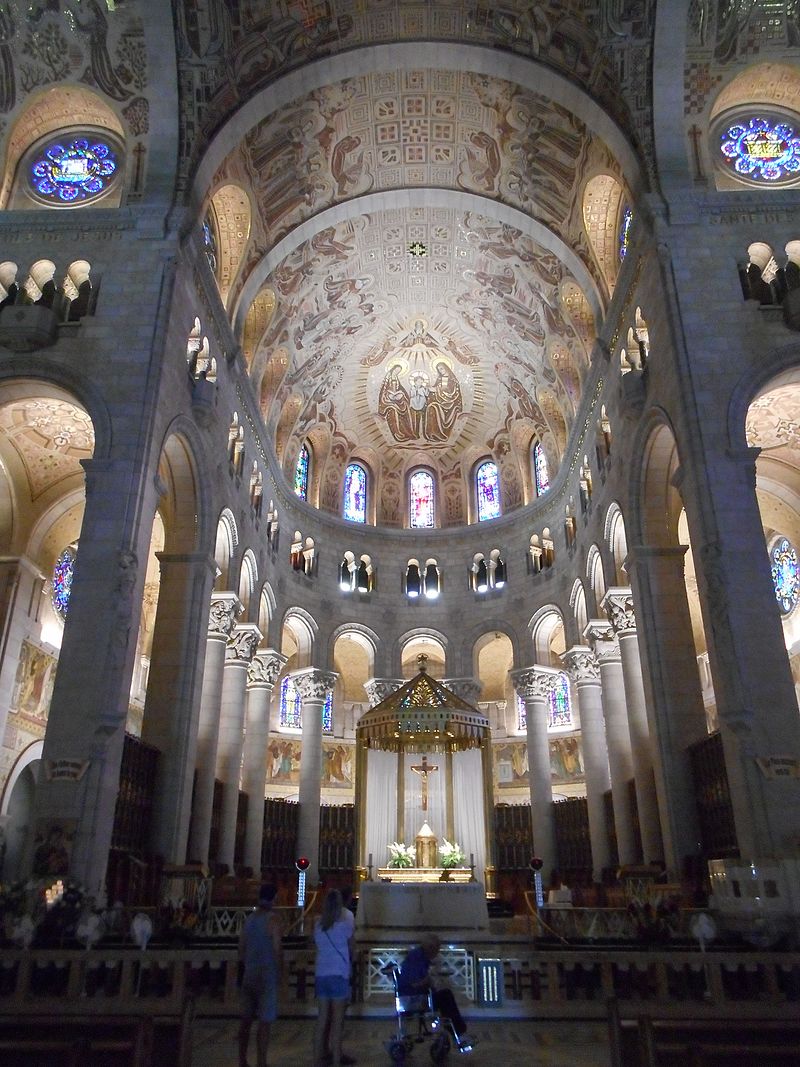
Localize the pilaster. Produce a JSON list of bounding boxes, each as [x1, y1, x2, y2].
[[294, 667, 338, 884]]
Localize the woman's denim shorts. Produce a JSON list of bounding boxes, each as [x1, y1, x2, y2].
[[315, 974, 350, 1000]]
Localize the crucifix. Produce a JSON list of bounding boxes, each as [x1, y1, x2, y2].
[[410, 753, 438, 812]]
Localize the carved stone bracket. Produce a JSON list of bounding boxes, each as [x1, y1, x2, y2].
[[602, 587, 637, 635], [293, 667, 338, 704], [207, 592, 242, 639], [509, 665, 560, 701], [363, 677, 404, 707], [247, 648, 287, 689], [443, 677, 482, 705], [225, 624, 262, 665], [562, 646, 601, 685]]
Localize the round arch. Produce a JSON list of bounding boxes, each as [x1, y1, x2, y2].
[[529, 604, 567, 664], [727, 338, 800, 451], [281, 607, 319, 668], [397, 627, 449, 678]]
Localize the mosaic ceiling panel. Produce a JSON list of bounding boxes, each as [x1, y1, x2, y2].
[[0, 399, 94, 500], [263, 208, 588, 474]]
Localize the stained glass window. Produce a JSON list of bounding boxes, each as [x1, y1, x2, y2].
[[720, 117, 800, 183], [52, 545, 76, 620], [343, 463, 367, 523], [476, 460, 501, 521], [322, 691, 333, 733], [771, 537, 800, 614], [202, 211, 218, 275], [294, 444, 310, 499], [619, 206, 633, 260], [533, 441, 550, 496], [409, 470, 435, 529], [31, 138, 117, 205], [279, 676, 302, 729], [516, 673, 573, 731]]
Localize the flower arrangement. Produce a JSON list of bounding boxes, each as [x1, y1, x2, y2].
[[438, 839, 466, 869], [387, 842, 416, 868]]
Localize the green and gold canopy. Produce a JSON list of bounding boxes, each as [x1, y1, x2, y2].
[[357, 658, 489, 753]]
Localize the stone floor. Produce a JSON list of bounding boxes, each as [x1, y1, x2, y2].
[[192, 1016, 611, 1066]]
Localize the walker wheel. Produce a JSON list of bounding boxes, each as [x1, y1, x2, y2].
[[430, 1033, 451, 1062], [389, 1038, 407, 1062]]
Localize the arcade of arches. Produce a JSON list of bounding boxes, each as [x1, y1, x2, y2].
[[0, 3, 799, 925]]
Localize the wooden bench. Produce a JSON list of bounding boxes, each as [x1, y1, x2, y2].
[[608, 997, 800, 1066]]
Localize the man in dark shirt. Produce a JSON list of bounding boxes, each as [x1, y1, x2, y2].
[[398, 934, 472, 1048]]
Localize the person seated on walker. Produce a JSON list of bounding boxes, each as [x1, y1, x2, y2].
[[398, 934, 474, 1050]]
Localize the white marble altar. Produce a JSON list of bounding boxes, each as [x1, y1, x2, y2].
[[357, 880, 489, 931]]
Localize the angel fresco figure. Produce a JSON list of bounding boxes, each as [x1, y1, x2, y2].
[[378, 364, 416, 443]]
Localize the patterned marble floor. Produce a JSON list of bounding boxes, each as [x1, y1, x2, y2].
[[191, 1017, 611, 1066]]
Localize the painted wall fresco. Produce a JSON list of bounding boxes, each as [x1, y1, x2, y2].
[[494, 736, 585, 789], [10, 639, 57, 730], [266, 737, 355, 789]]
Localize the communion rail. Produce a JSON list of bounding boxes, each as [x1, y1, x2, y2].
[[0, 946, 798, 1020]]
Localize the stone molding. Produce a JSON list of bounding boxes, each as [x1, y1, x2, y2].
[[225, 624, 262, 665], [247, 648, 287, 688], [443, 677, 482, 705], [562, 645, 600, 684], [363, 678, 404, 707], [207, 592, 242, 639], [509, 665, 560, 701], [602, 587, 637, 634], [293, 667, 338, 704]]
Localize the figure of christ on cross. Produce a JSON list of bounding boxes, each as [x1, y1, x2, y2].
[[410, 753, 439, 812]]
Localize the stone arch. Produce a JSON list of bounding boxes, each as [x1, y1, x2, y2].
[[397, 628, 448, 678], [257, 581, 276, 644], [529, 604, 567, 666], [206, 183, 252, 308], [214, 507, 239, 588], [586, 543, 607, 613], [633, 414, 684, 549], [728, 339, 800, 452], [331, 624, 379, 704], [570, 578, 588, 635], [237, 548, 259, 617], [156, 420, 210, 553], [244, 288, 278, 380], [582, 173, 627, 295], [463, 620, 521, 678], [281, 607, 318, 669], [0, 739, 42, 881], [604, 500, 630, 584]]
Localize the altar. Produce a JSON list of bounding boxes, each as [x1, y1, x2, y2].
[[358, 880, 489, 932], [376, 868, 473, 884]]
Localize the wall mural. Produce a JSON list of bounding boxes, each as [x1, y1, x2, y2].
[[11, 639, 57, 728], [266, 737, 355, 789], [494, 737, 585, 789]]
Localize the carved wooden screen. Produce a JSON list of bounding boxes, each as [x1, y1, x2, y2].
[[689, 730, 738, 859]]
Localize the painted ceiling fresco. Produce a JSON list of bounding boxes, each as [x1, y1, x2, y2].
[[260, 208, 589, 484], [0, 398, 94, 500]]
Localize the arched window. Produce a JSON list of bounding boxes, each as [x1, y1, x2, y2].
[[516, 673, 573, 730], [476, 460, 501, 521], [29, 134, 120, 207], [322, 691, 333, 733], [343, 463, 367, 523], [409, 469, 435, 529], [294, 443, 310, 500], [771, 536, 800, 614], [52, 544, 77, 620], [619, 205, 633, 260], [279, 676, 302, 729], [533, 441, 550, 496]]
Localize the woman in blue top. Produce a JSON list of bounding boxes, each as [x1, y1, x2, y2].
[[313, 889, 354, 1067]]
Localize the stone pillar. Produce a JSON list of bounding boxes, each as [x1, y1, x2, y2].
[[242, 649, 286, 874], [187, 592, 241, 866], [294, 667, 338, 884], [584, 620, 638, 865], [510, 665, 560, 874], [603, 589, 663, 865], [141, 552, 217, 863], [216, 624, 262, 873], [562, 646, 612, 880], [0, 557, 43, 755]]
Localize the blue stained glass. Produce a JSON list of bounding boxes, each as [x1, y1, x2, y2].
[[409, 470, 435, 528], [52, 545, 76, 619], [549, 673, 573, 729], [533, 441, 550, 496], [323, 691, 333, 733], [202, 213, 218, 274], [619, 206, 633, 260], [31, 138, 117, 204], [476, 460, 501, 521], [517, 693, 526, 731], [720, 117, 800, 182], [279, 676, 303, 729], [343, 463, 367, 523], [294, 444, 310, 499], [771, 537, 800, 614]]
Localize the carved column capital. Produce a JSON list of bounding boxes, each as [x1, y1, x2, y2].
[[207, 592, 242, 639], [442, 677, 482, 705], [293, 667, 338, 704], [562, 645, 601, 685], [225, 623, 262, 665], [602, 587, 637, 635], [248, 648, 287, 689], [509, 665, 560, 701], [363, 678, 404, 707], [583, 619, 620, 663]]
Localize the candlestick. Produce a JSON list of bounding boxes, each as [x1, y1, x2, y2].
[[470, 853, 474, 867]]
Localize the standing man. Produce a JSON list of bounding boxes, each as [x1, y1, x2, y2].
[[239, 884, 282, 1067]]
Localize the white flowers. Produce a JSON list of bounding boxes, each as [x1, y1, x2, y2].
[[387, 842, 417, 868], [438, 839, 466, 868]]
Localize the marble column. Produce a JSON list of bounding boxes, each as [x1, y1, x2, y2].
[[216, 623, 262, 873], [141, 552, 217, 863], [510, 665, 560, 874], [603, 589, 663, 864], [294, 667, 338, 884], [242, 649, 286, 874], [562, 646, 612, 880], [584, 620, 638, 865], [187, 592, 241, 866]]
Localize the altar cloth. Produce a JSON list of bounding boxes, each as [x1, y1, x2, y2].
[[357, 880, 489, 931]]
